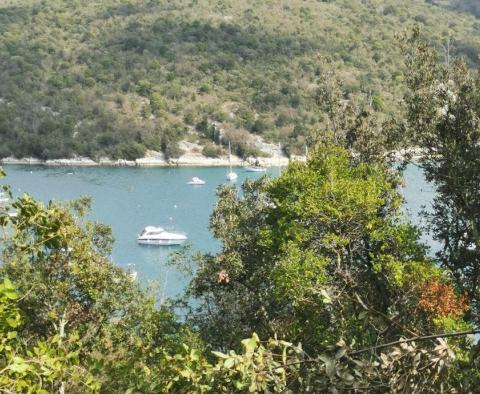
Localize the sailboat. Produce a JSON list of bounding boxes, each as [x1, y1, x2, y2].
[[278, 142, 283, 176], [226, 141, 238, 181]]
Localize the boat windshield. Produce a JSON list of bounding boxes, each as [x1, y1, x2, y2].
[[141, 227, 164, 236]]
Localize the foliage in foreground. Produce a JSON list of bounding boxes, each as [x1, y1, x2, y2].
[[4, 149, 480, 392]]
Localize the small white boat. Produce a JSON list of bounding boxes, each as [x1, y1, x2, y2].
[[226, 171, 238, 181], [187, 177, 206, 185], [137, 226, 188, 246], [245, 166, 267, 172]]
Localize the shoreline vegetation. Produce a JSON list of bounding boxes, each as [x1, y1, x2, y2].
[[0, 138, 294, 167]]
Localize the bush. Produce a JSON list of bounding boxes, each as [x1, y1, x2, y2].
[[114, 142, 147, 160], [198, 84, 211, 94], [202, 143, 223, 158], [163, 141, 184, 159], [251, 118, 270, 134], [383, 5, 397, 16], [414, 14, 428, 24], [372, 95, 385, 112]]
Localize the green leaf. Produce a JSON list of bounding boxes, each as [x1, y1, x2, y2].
[[7, 331, 17, 339], [6, 315, 21, 328], [335, 348, 347, 360], [224, 357, 235, 369], [241, 336, 258, 354], [3, 290, 19, 300], [320, 289, 332, 304], [212, 351, 229, 359], [8, 357, 30, 373]]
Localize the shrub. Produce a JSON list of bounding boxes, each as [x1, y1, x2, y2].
[[114, 142, 147, 160], [202, 143, 223, 158]]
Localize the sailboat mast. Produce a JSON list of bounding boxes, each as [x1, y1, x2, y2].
[[278, 142, 282, 176]]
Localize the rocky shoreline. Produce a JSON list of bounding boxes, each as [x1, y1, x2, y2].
[[0, 137, 304, 168], [0, 148, 422, 168], [0, 151, 294, 168]]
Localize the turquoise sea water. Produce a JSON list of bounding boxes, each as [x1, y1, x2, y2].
[[1, 164, 434, 298]]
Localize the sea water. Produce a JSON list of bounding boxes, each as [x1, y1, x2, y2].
[[1, 164, 434, 298]]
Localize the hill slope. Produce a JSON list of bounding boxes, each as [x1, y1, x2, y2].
[[0, 0, 479, 160]]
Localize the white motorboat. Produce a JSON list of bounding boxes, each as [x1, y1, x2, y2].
[[137, 226, 187, 246], [188, 177, 206, 185], [245, 166, 267, 172], [226, 141, 237, 181]]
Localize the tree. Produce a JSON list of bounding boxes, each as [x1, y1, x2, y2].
[[314, 61, 401, 165], [0, 171, 195, 391], [150, 92, 166, 115], [0, 278, 98, 393], [402, 28, 480, 323], [180, 144, 466, 358]]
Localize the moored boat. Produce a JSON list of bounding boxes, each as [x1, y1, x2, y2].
[[137, 226, 187, 246], [245, 166, 267, 172], [226, 171, 238, 181], [188, 177, 206, 185]]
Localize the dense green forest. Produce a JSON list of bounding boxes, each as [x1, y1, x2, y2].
[[2, 31, 480, 391], [0, 0, 480, 160]]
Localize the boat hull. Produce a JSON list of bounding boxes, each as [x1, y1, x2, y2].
[[226, 172, 238, 181], [137, 238, 187, 246]]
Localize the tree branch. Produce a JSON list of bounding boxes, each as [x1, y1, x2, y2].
[[275, 329, 480, 371], [349, 329, 480, 356]]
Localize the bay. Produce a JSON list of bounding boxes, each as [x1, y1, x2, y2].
[[1, 164, 433, 298]]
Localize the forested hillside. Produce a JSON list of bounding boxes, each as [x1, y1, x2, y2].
[[0, 0, 479, 160]]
